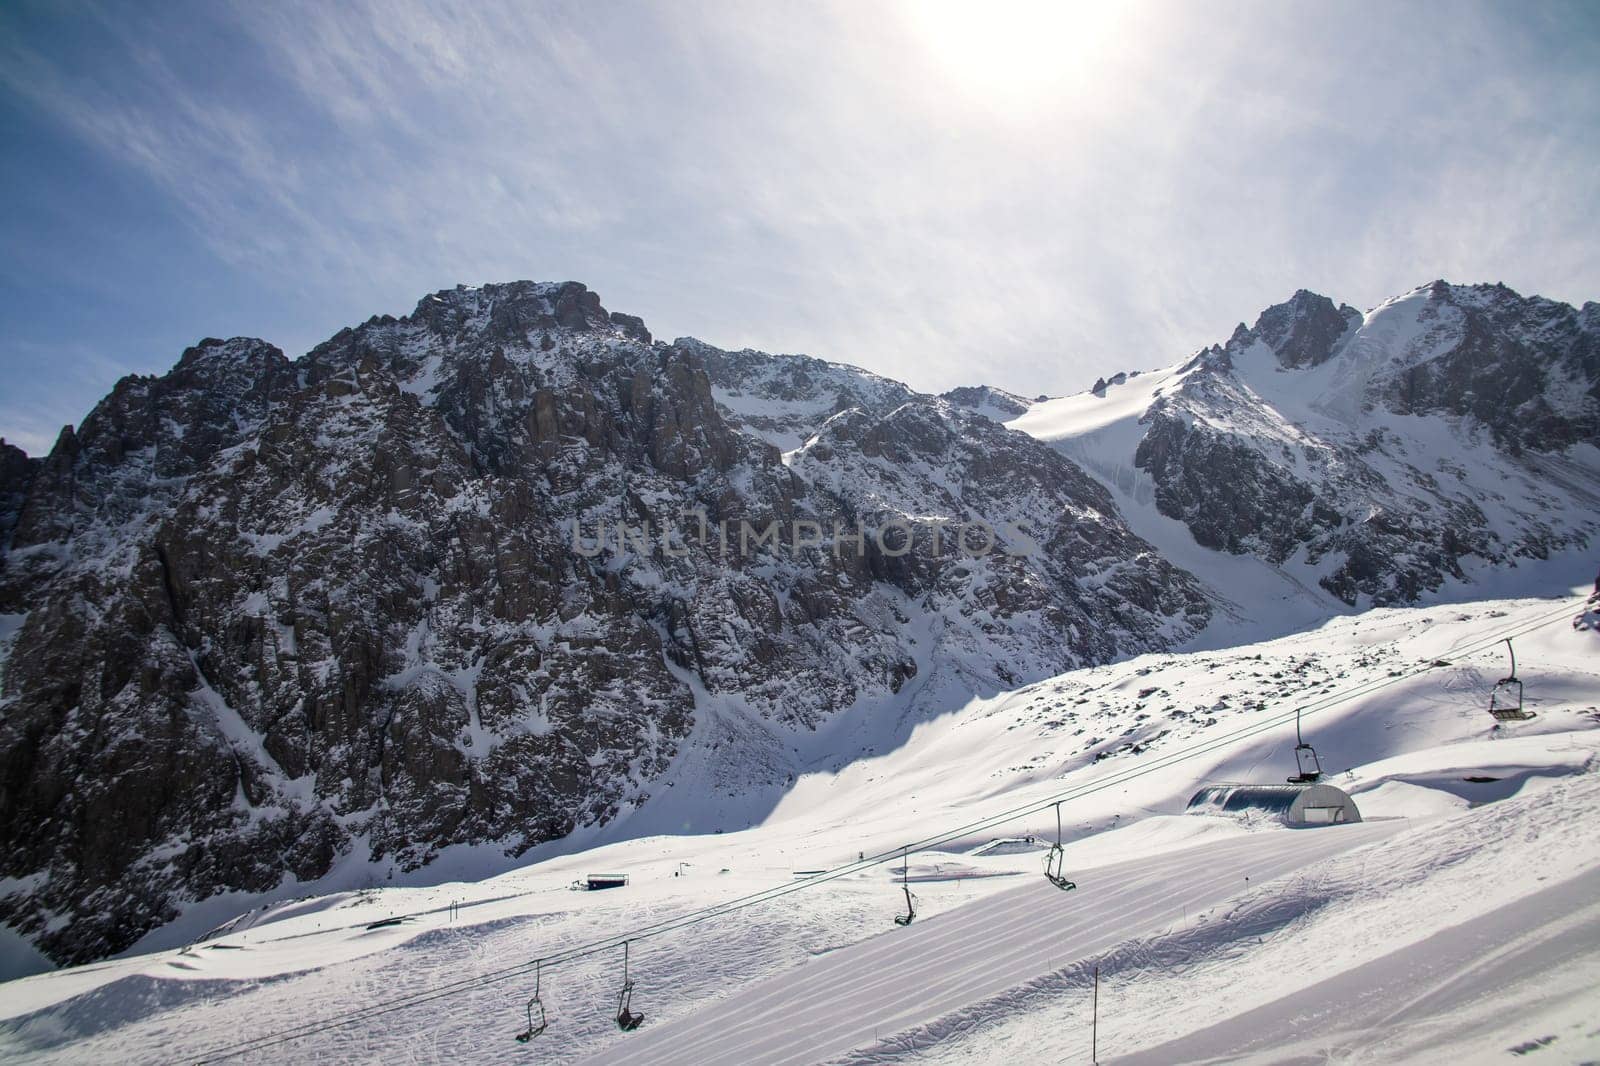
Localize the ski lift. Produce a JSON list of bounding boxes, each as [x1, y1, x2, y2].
[[1488, 639, 1534, 722], [615, 941, 644, 1031], [1043, 802, 1076, 892], [514, 960, 547, 1044], [1286, 706, 1322, 784], [893, 846, 917, 926]]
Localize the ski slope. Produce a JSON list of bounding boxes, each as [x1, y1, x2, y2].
[[587, 821, 1401, 1066], [1117, 865, 1600, 1065], [0, 591, 1596, 1064], [888, 765, 1600, 1066]]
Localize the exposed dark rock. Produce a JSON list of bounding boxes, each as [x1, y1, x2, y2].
[[0, 438, 38, 553], [1252, 290, 1361, 368], [939, 385, 1037, 420]]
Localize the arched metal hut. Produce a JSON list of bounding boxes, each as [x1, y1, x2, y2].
[[1187, 782, 1362, 827]]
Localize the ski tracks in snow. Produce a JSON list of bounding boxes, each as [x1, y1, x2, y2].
[[581, 821, 1401, 1066]]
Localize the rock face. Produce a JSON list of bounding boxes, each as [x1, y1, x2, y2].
[[0, 439, 36, 551], [1249, 289, 1362, 369], [0, 281, 1210, 965], [1015, 281, 1600, 607], [1379, 281, 1600, 453], [789, 401, 1209, 689]]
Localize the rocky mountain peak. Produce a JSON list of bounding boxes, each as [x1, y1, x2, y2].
[[1360, 280, 1600, 451], [0, 279, 1217, 966], [939, 385, 1038, 421], [1181, 340, 1234, 375], [692, 343, 918, 451], [1098, 280, 1599, 606], [1249, 289, 1361, 369], [408, 280, 618, 337], [308, 281, 651, 390], [174, 335, 286, 371]]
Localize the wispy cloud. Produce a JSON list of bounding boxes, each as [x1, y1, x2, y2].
[[1, 0, 1597, 451]]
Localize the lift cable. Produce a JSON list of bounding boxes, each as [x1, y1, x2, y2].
[[191, 595, 1584, 1063]]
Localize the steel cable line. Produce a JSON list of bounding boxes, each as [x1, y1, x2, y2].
[[195, 596, 1583, 1061], [195, 596, 1582, 1061], [191, 595, 1585, 1062]]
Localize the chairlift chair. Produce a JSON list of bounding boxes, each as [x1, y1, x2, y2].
[[893, 846, 917, 926], [1488, 639, 1535, 722], [615, 941, 644, 1031], [1286, 707, 1323, 784], [1043, 802, 1076, 892], [514, 960, 547, 1043]]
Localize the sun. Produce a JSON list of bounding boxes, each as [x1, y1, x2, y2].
[[903, 0, 1127, 109]]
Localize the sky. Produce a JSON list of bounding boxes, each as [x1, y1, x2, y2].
[[2, 0, 1598, 456]]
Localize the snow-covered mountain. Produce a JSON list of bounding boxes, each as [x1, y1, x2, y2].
[[0, 277, 1594, 974], [0, 282, 1206, 966], [1011, 281, 1600, 609]]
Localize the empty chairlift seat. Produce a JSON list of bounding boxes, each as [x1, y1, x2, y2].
[[1187, 782, 1362, 827]]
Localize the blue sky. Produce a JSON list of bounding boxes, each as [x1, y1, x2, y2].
[[2, 0, 1597, 455]]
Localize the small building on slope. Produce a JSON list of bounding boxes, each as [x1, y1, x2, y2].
[[1186, 782, 1362, 827]]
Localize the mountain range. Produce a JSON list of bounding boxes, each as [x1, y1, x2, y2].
[[0, 277, 1595, 965]]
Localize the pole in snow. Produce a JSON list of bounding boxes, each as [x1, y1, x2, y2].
[[1092, 962, 1099, 1064]]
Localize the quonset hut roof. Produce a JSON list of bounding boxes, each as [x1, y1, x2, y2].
[[1189, 784, 1302, 815], [1187, 783, 1361, 826]]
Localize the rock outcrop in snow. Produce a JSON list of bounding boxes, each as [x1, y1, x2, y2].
[[938, 385, 1044, 422]]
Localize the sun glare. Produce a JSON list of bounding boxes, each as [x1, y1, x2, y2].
[[905, 0, 1126, 108]]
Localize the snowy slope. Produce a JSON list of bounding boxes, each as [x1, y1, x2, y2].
[[1, 588, 1595, 1064], [897, 769, 1600, 1066], [588, 821, 1405, 1066]]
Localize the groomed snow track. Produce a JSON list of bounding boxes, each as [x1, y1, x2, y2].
[[582, 820, 1402, 1065]]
